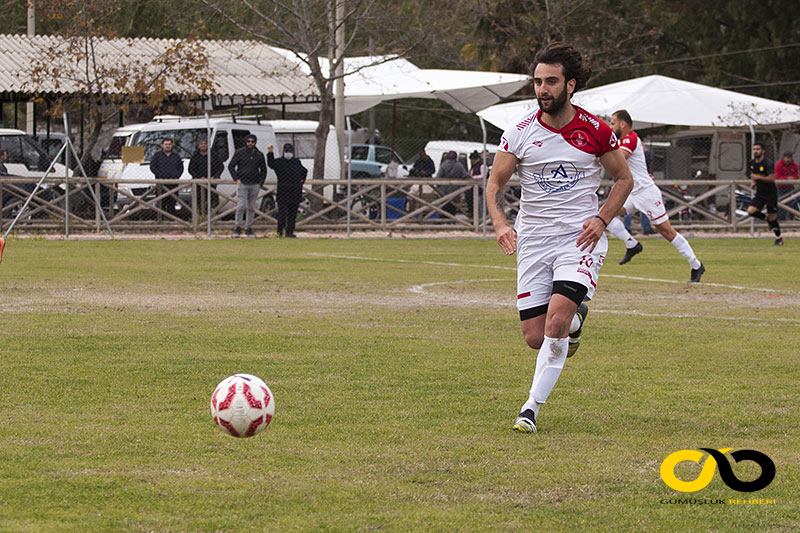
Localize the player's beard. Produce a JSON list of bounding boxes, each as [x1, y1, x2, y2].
[[537, 86, 568, 115]]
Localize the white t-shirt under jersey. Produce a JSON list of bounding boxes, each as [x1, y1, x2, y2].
[[618, 131, 652, 193], [498, 105, 619, 236]]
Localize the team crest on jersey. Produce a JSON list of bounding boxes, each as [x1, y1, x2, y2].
[[535, 160, 585, 194], [570, 131, 589, 147]]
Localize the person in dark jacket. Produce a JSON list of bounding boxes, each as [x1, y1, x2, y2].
[[436, 150, 468, 215], [228, 134, 267, 237], [410, 149, 435, 177], [150, 138, 184, 216], [188, 139, 224, 212], [268, 143, 308, 238]]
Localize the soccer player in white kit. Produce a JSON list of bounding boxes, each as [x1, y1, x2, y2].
[[486, 42, 633, 434], [606, 110, 705, 283]]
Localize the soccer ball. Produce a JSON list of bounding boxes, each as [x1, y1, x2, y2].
[[210, 374, 275, 438]]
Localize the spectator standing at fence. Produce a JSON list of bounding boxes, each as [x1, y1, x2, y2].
[[605, 110, 705, 281], [150, 138, 184, 217], [188, 139, 224, 212], [623, 211, 653, 234], [0, 149, 8, 176], [486, 42, 633, 434], [268, 143, 307, 238], [410, 149, 435, 177], [465, 151, 486, 217], [747, 142, 783, 245], [229, 134, 267, 238], [775, 151, 798, 220], [436, 150, 468, 215]]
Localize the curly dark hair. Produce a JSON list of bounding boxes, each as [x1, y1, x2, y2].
[[533, 42, 592, 93]]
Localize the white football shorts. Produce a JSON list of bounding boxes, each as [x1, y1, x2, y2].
[[624, 182, 669, 225], [516, 230, 608, 311]]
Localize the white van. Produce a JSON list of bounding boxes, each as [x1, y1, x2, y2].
[[0, 128, 72, 178], [97, 124, 145, 181], [117, 117, 278, 211], [266, 119, 340, 200], [423, 140, 497, 175]]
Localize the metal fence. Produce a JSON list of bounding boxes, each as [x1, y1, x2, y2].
[[2, 176, 799, 236]]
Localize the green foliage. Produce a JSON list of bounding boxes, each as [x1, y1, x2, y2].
[[0, 237, 798, 530]]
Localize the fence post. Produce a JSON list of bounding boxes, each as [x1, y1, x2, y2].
[[380, 182, 386, 229], [191, 181, 198, 234], [95, 181, 101, 232]]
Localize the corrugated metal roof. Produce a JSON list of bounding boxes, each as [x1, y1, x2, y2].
[[0, 34, 318, 100]]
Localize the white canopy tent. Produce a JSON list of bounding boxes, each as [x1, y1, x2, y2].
[[477, 74, 800, 130], [266, 49, 531, 115]]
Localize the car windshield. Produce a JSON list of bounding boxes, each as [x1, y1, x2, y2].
[[0, 134, 52, 170], [102, 136, 127, 160], [130, 129, 208, 161]]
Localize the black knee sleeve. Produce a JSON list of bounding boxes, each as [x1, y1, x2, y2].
[[552, 280, 588, 306], [750, 211, 766, 220]]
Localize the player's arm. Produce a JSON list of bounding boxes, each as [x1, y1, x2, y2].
[[577, 149, 633, 252], [485, 151, 519, 255], [619, 147, 632, 160]]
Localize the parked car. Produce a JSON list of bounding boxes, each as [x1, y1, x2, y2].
[[97, 123, 146, 181], [28, 132, 67, 162], [0, 128, 71, 178], [1, 128, 74, 218], [347, 144, 407, 178]]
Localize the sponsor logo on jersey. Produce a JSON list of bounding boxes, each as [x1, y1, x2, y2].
[[535, 160, 585, 194], [501, 136, 509, 151], [578, 112, 600, 130], [532, 140, 543, 147]]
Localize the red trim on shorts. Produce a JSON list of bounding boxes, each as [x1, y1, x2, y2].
[[517, 291, 531, 299]]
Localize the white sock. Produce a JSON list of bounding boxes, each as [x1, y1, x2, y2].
[[569, 313, 581, 335], [521, 336, 569, 418], [607, 216, 639, 249], [670, 233, 701, 269]]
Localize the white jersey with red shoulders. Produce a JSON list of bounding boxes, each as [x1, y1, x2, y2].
[[618, 131, 652, 193], [498, 105, 619, 236]]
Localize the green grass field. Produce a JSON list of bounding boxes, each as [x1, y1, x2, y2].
[[0, 236, 798, 531]]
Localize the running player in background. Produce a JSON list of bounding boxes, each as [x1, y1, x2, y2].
[[747, 142, 783, 245], [605, 110, 706, 282], [485, 42, 633, 434]]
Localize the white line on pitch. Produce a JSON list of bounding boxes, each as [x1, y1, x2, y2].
[[309, 253, 781, 293], [408, 278, 509, 293], [406, 282, 800, 325]]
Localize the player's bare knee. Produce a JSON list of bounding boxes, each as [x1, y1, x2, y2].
[[524, 331, 544, 350], [544, 314, 571, 338]]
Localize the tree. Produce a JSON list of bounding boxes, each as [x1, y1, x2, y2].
[[197, 0, 426, 184], [459, 0, 661, 84], [23, 0, 215, 168]]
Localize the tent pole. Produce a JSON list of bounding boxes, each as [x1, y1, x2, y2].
[[346, 116, 352, 238], [480, 116, 488, 237], [749, 121, 756, 238]]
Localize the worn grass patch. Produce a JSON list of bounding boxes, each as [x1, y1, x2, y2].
[[0, 237, 798, 531]]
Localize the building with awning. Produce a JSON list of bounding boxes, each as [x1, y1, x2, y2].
[[1, 33, 529, 123]]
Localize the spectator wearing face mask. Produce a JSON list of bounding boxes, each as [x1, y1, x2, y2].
[[267, 143, 308, 238]]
